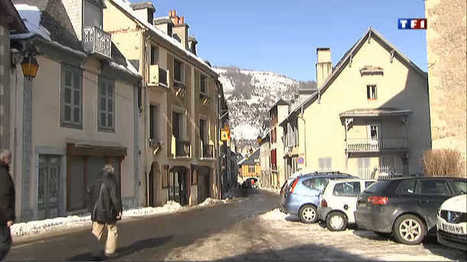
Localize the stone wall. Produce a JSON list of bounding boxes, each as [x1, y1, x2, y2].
[[426, 0, 467, 169]]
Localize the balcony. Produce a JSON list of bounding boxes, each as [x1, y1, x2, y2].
[[346, 138, 408, 153], [83, 26, 111, 59], [171, 140, 191, 158], [149, 65, 168, 87], [201, 143, 214, 159]]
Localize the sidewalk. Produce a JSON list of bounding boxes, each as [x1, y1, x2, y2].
[[11, 197, 230, 245]]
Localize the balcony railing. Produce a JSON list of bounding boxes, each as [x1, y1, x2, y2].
[[83, 26, 111, 59], [172, 140, 190, 158], [201, 143, 214, 158], [346, 138, 408, 153], [149, 65, 168, 87]]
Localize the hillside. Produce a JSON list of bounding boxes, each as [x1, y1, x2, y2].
[[214, 66, 316, 148]]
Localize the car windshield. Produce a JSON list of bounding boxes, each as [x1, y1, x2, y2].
[[303, 177, 329, 192], [451, 180, 467, 194]]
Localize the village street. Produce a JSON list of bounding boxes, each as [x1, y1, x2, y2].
[[5, 190, 466, 262]]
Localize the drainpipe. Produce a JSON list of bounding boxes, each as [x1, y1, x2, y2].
[[298, 106, 307, 169]]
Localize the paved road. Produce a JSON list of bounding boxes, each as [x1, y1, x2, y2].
[[6, 190, 279, 261]]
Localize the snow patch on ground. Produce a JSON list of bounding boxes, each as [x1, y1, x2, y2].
[[258, 209, 287, 221], [11, 201, 183, 238], [198, 198, 229, 207], [123, 201, 182, 217]]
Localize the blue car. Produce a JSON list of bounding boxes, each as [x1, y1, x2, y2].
[[280, 172, 355, 223]]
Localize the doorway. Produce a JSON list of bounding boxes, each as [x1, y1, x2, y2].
[[38, 155, 61, 219], [169, 167, 188, 206], [148, 162, 160, 207], [197, 166, 210, 203]]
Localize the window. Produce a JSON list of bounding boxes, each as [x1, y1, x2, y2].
[[450, 180, 467, 194], [83, 0, 103, 29], [303, 178, 328, 192], [248, 166, 255, 173], [98, 77, 115, 131], [417, 180, 451, 196], [174, 58, 184, 82], [270, 149, 277, 169], [150, 45, 158, 65], [172, 111, 184, 139], [61, 64, 82, 128], [318, 158, 332, 171], [333, 182, 361, 196], [200, 119, 207, 143], [200, 74, 207, 94], [367, 85, 377, 100], [365, 181, 375, 189], [395, 180, 416, 195], [369, 125, 379, 141]]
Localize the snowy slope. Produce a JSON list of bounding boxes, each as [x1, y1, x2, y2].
[[215, 66, 316, 144]]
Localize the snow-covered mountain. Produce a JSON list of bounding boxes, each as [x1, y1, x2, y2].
[[214, 66, 316, 145]]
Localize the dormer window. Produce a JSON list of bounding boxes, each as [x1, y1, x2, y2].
[[83, 0, 103, 29]]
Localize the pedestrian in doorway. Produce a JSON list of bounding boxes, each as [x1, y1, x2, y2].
[[88, 164, 122, 258], [0, 150, 14, 261]]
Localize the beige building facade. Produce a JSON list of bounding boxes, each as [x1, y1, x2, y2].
[[269, 99, 289, 188], [10, 0, 141, 221], [425, 0, 467, 166], [103, 0, 221, 207], [281, 28, 431, 178]]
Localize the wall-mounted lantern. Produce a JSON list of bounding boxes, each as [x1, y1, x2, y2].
[[21, 55, 39, 80]]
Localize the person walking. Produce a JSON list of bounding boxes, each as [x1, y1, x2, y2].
[[0, 150, 14, 261], [88, 164, 122, 258]]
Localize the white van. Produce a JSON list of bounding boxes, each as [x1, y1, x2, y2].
[[318, 178, 375, 231], [437, 194, 467, 251]]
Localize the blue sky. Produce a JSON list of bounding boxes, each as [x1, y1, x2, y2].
[[133, 0, 427, 81]]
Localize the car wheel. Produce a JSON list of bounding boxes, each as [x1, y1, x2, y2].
[[393, 214, 426, 245], [326, 212, 348, 231], [299, 205, 318, 224]]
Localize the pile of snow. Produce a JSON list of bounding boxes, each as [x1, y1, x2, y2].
[[11, 201, 183, 239], [198, 198, 226, 207], [123, 201, 182, 217], [11, 215, 91, 238], [259, 208, 287, 221]]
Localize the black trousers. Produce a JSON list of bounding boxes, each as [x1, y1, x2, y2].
[[0, 224, 11, 261]]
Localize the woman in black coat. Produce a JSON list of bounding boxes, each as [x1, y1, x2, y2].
[[0, 150, 14, 261]]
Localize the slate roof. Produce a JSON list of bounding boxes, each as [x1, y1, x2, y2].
[[130, 1, 155, 11]]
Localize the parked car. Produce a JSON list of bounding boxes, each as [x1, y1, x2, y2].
[[437, 194, 467, 251], [280, 172, 356, 224], [242, 177, 258, 189], [355, 176, 467, 245], [318, 179, 375, 231]]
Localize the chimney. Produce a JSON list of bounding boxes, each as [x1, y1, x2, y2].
[[169, 10, 190, 50], [188, 36, 198, 55], [316, 48, 332, 89], [130, 2, 156, 24]]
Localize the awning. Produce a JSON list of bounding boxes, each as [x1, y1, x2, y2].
[[340, 108, 412, 118]]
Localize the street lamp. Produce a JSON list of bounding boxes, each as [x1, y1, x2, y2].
[[21, 55, 39, 80]]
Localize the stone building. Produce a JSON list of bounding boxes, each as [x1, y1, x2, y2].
[[425, 0, 467, 168]]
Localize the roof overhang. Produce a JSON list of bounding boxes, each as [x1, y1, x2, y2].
[[339, 108, 412, 118]]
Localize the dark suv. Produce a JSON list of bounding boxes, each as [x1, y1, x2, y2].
[[355, 176, 466, 245]]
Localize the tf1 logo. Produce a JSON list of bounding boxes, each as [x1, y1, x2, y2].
[[398, 18, 427, 29]]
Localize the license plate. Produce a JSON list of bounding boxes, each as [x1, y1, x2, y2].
[[441, 222, 465, 235]]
